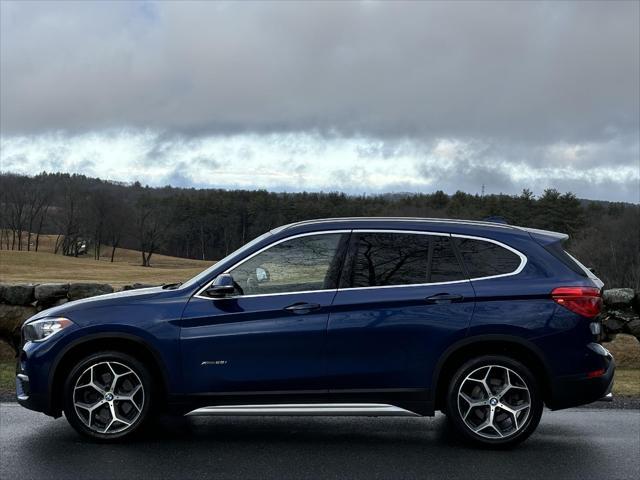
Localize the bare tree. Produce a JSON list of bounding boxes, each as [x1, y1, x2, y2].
[[25, 175, 51, 251], [33, 203, 50, 252], [0, 175, 8, 250], [1, 174, 29, 250], [135, 195, 165, 267], [104, 192, 128, 262], [56, 176, 85, 256], [88, 188, 111, 260]]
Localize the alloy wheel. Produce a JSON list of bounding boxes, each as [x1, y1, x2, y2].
[[73, 361, 145, 434], [457, 364, 531, 439]]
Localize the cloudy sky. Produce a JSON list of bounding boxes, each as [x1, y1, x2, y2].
[[1, 1, 638, 202]]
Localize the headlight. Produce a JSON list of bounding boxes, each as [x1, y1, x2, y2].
[[23, 317, 74, 343]]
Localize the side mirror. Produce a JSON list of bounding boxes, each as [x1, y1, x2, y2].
[[205, 273, 235, 298]]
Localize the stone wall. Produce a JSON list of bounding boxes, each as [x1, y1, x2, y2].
[[0, 282, 155, 353], [0, 283, 638, 355], [600, 288, 640, 341]]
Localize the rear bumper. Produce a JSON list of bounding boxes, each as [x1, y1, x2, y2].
[[547, 344, 615, 410]]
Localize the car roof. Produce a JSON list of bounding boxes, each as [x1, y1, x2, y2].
[[272, 217, 565, 241]]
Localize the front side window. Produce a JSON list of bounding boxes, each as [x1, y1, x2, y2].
[[228, 233, 344, 295], [343, 232, 465, 288], [454, 237, 521, 278]]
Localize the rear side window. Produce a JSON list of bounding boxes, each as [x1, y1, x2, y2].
[[543, 242, 588, 277], [343, 232, 465, 288], [430, 237, 465, 282], [454, 237, 521, 278]]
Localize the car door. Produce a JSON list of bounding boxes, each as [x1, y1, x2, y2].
[[326, 230, 475, 397], [180, 231, 349, 394]]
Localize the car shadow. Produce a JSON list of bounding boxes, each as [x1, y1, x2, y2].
[[15, 413, 624, 480]]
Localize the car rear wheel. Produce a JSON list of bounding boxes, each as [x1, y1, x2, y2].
[[63, 351, 153, 441], [446, 355, 543, 447]]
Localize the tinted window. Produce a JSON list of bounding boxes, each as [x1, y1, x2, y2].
[[543, 242, 588, 277], [349, 233, 429, 287], [344, 233, 465, 287], [229, 233, 344, 295], [454, 238, 521, 278], [430, 237, 465, 282]]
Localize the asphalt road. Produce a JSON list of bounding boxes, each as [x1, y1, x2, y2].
[[1, 403, 639, 480]]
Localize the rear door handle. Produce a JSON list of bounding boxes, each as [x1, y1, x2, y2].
[[425, 293, 464, 304], [284, 302, 321, 314]]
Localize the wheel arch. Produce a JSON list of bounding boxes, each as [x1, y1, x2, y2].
[[48, 332, 170, 416], [432, 335, 552, 411]]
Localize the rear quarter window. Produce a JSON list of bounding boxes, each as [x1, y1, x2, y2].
[[543, 242, 588, 277], [454, 237, 522, 278]]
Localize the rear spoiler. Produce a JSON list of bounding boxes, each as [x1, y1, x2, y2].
[[519, 227, 569, 246]]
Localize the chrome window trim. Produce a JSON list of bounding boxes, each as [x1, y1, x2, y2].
[[451, 233, 527, 281], [337, 278, 472, 292], [194, 229, 527, 300]]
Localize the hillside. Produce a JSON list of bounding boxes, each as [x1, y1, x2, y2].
[[3, 172, 639, 290], [0, 235, 212, 288]]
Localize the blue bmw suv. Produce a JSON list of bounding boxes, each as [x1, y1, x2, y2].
[[17, 218, 614, 446]]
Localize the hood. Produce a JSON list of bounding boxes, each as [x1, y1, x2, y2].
[[28, 286, 167, 322]]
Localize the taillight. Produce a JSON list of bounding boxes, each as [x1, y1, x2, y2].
[[551, 287, 602, 318], [586, 368, 605, 378]]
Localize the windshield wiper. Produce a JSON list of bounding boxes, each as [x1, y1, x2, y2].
[[162, 282, 183, 290]]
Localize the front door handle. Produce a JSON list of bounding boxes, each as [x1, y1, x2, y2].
[[425, 293, 464, 304], [284, 302, 321, 314]]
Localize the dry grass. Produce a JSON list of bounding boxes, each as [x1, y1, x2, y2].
[[604, 335, 640, 396], [613, 368, 640, 396], [603, 334, 640, 368], [0, 362, 13, 395], [0, 235, 213, 288]]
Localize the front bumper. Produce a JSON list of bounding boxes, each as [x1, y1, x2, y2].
[[16, 373, 30, 401], [547, 344, 615, 410], [15, 348, 56, 415]]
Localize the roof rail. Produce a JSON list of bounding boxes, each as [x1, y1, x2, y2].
[[279, 216, 518, 231]]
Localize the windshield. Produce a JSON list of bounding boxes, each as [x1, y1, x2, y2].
[[179, 231, 274, 290]]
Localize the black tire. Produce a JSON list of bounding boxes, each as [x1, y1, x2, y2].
[[63, 351, 153, 441], [446, 355, 543, 448]]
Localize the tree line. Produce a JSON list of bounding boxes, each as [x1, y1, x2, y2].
[[1, 172, 638, 289]]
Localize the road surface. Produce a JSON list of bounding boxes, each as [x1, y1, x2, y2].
[[1, 403, 638, 479]]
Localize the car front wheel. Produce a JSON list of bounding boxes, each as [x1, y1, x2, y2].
[[63, 351, 153, 441], [446, 355, 543, 447]]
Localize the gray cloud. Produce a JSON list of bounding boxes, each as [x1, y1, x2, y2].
[[1, 1, 638, 145], [191, 155, 220, 170], [0, 1, 638, 202]]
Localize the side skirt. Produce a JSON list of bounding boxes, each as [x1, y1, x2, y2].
[[186, 403, 422, 417]]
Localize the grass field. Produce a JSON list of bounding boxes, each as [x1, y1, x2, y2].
[[613, 368, 640, 396], [603, 334, 640, 367], [0, 234, 212, 288]]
